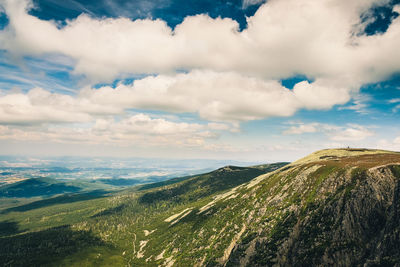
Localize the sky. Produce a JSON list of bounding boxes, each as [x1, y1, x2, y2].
[[0, 0, 399, 162]]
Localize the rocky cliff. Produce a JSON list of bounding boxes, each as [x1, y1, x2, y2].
[[226, 149, 400, 266]]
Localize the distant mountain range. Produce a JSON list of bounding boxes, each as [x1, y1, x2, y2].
[[1, 149, 400, 266]]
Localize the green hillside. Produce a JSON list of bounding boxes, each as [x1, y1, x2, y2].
[[0, 163, 285, 266], [0, 177, 82, 198], [138, 164, 286, 204], [0, 177, 110, 198], [1, 150, 400, 266]]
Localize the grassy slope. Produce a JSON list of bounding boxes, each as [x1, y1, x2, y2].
[[1, 149, 400, 266], [0, 177, 111, 198], [0, 163, 286, 266]]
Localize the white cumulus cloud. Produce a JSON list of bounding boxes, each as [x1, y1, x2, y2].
[[283, 122, 374, 141], [330, 126, 374, 141], [0, 0, 399, 87], [0, 113, 231, 148], [0, 70, 356, 124], [0, 0, 398, 152], [283, 123, 318, 135]]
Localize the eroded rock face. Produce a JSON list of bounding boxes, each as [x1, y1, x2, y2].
[[144, 151, 400, 266], [227, 163, 400, 267]]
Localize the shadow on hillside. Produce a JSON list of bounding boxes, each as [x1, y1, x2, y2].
[[0, 225, 111, 267], [137, 175, 194, 191], [0, 178, 82, 198], [91, 204, 126, 218], [0, 220, 20, 236], [1, 190, 110, 214]]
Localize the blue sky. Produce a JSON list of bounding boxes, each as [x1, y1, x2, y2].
[[0, 0, 399, 162]]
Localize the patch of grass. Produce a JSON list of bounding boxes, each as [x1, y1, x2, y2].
[[1, 190, 110, 214]]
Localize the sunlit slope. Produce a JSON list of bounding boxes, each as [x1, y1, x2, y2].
[[1, 150, 400, 266], [290, 148, 397, 165], [126, 149, 400, 266], [138, 164, 287, 204], [0, 163, 285, 266]]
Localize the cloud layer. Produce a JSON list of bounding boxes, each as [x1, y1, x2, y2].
[[0, 0, 399, 85], [284, 122, 374, 141], [0, 70, 353, 125], [0, 113, 232, 148], [0, 0, 399, 157], [0, 0, 398, 124]]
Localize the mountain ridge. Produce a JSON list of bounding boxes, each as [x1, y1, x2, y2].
[[1, 148, 400, 266]]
